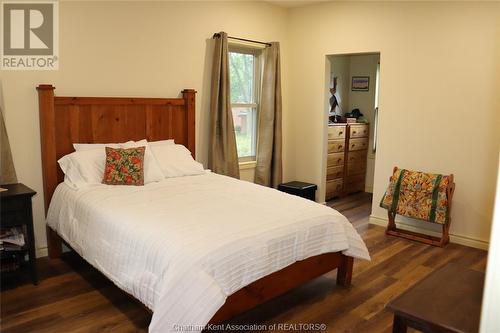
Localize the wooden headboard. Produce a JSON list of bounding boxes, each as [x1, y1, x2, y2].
[[37, 84, 196, 212]]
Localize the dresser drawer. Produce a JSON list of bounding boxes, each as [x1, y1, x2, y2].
[[349, 138, 368, 151], [326, 179, 343, 199], [345, 180, 365, 194], [348, 161, 367, 176], [349, 124, 369, 138], [327, 139, 345, 153], [347, 150, 367, 164], [326, 165, 344, 181], [328, 125, 346, 140], [327, 152, 344, 167], [346, 174, 365, 184]]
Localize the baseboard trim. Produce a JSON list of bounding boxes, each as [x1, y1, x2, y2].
[[369, 215, 489, 250]]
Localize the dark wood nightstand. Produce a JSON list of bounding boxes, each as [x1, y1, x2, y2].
[[1, 183, 37, 285], [278, 181, 318, 201]]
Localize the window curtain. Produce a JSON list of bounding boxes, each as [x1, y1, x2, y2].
[[209, 31, 240, 179], [255, 42, 282, 188], [0, 106, 17, 184]]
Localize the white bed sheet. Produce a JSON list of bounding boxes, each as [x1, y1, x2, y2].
[[47, 172, 369, 332]]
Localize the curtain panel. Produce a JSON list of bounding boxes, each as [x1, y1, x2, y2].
[[208, 32, 240, 179], [0, 106, 17, 184], [255, 42, 282, 188]]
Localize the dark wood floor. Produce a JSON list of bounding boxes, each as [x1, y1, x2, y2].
[[327, 192, 373, 231], [1, 193, 487, 333]]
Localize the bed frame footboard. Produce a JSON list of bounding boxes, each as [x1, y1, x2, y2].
[[209, 252, 353, 324], [47, 222, 353, 323]]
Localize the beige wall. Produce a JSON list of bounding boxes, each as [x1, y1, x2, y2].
[[0, 1, 290, 256], [288, 2, 500, 248], [2, 1, 499, 255]]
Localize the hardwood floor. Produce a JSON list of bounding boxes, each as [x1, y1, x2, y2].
[[1, 193, 487, 333], [327, 192, 373, 231]]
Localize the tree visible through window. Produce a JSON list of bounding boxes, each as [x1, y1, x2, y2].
[[229, 47, 260, 161]]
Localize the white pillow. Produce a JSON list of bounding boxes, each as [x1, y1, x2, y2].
[[74, 139, 174, 151], [148, 139, 175, 146], [73, 142, 124, 151], [58, 149, 104, 187], [121, 140, 164, 183], [59, 140, 164, 188], [150, 144, 205, 178], [58, 154, 91, 189]]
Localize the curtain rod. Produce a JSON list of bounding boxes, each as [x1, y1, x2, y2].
[[212, 33, 271, 47]]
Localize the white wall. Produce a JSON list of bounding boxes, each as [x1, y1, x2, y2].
[[0, 1, 290, 257], [288, 1, 500, 248], [239, 163, 256, 182], [480, 156, 500, 332], [480, 17, 500, 328]]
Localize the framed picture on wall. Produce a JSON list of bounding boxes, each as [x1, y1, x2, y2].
[[351, 76, 369, 91]]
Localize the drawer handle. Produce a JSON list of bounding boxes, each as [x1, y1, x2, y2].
[[338, 145, 343, 149], [338, 131, 343, 135], [351, 144, 355, 147], [353, 131, 357, 134]]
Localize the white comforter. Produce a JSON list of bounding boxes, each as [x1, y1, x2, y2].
[[47, 172, 369, 332]]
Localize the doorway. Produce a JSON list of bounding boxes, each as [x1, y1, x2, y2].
[[324, 53, 380, 219]]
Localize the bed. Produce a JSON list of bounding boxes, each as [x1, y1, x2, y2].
[[37, 85, 370, 332]]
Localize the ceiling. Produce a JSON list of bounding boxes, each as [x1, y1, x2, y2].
[[59, 0, 329, 8], [265, 0, 329, 8]]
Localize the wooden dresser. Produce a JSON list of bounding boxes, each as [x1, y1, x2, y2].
[[326, 123, 369, 200]]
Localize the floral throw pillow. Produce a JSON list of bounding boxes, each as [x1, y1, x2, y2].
[[102, 147, 145, 186]]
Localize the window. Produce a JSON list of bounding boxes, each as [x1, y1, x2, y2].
[[229, 46, 261, 162]]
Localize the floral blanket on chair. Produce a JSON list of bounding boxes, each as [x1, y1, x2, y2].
[[380, 167, 451, 224]]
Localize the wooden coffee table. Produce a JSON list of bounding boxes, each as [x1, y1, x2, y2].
[[387, 263, 484, 333]]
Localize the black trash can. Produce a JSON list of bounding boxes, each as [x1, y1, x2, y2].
[[278, 181, 317, 201]]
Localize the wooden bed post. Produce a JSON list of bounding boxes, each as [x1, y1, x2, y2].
[[182, 89, 196, 158], [37, 84, 57, 213], [37, 84, 63, 258], [336, 254, 353, 286], [46, 226, 62, 258]]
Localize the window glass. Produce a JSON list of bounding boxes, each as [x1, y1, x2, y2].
[[229, 48, 260, 160]]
